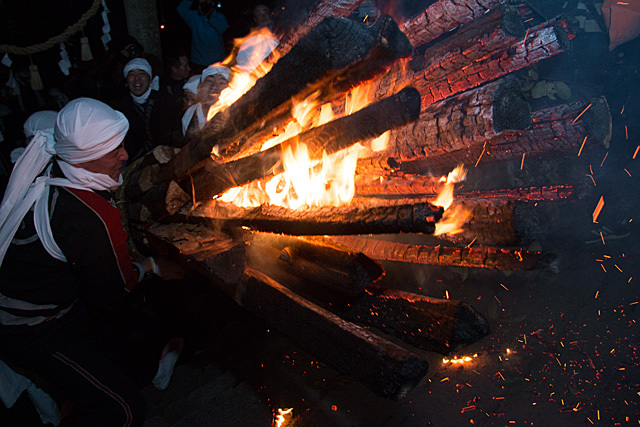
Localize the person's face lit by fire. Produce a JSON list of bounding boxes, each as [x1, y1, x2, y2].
[[125, 69, 151, 97], [75, 144, 129, 181], [253, 4, 272, 29], [198, 74, 229, 104]]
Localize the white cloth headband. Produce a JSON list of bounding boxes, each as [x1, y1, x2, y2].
[[123, 57, 152, 78], [23, 110, 58, 138], [54, 98, 129, 164], [201, 64, 230, 82]]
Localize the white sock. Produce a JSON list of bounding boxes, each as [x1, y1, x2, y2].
[[152, 337, 184, 391]]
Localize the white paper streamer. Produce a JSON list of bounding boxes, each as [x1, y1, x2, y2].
[[101, 0, 111, 50], [58, 43, 72, 76]]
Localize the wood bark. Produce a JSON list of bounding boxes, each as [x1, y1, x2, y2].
[[398, 96, 611, 171], [329, 235, 556, 271], [184, 199, 443, 236], [185, 87, 421, 207], [276, 0, 364, 57], [387, 76, 531, 162], [400, 0, 502, 48], [241, 232, 384, 297], [160, 16, 412, 185]]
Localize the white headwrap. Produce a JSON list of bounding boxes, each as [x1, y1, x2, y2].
[[23, 110, 58, 138], [181, 65, 231, 135], [201, 64, 230, 82], [123, 58, 160, 104], [0, 98, 129, 265], [183, 74, 201, 95]]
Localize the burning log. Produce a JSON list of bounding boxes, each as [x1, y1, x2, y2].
[[161, 15, 413, 184], [436, 199, 523, 246], [275, 0, 364, 57], [183, 199, 443, 236], [399, 96, 611, 172], [388, 76, 531, 162], [329, 235, 555, 271], [241, 232, 384, 297], [400, 0, 501, 47], [355, 172, 575, 202], [184, 87, 421, 210]]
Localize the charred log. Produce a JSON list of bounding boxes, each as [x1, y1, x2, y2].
[[400, 0, 502, 47], [329, 235, 556, 271], [414, 22, 569, 109], [185, 200, 443, 236], [238, 269, 429, 400], [399, 96, 611, 172], [275, 0, 364, 57], [241, 232, 384, 297], [339, 285, 490, 354], [388, 76, 531, 162], [144, 223, 245, 285]]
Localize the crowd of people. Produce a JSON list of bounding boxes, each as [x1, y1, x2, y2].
[[0, 1, 278, 425]]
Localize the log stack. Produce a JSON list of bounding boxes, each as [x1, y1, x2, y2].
[[123, 0, 612, 399]]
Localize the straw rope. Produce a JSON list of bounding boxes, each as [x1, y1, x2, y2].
[[0, 0, 102, 56]]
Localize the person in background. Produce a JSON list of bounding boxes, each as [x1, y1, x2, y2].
[[253, 4, 275, 32], [118, 58, 182, 162], [162, 51, 192, 109], [0, 98, 184, 426], [177, 0, 229, 74], [181, 64, 230, 137], [9, 110, 58, 164]]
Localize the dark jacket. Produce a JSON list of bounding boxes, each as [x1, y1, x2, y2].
[[118, 90, 183, 161]]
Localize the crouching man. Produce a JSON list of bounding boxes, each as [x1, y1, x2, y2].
[[0, 98, 183, 426]]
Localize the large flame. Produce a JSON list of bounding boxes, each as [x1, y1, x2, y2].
[[431, 164, 472, 236], [220, 82, 388, 209], [207, 27, 280, 121]]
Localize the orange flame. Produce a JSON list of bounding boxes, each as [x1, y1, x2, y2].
[[273, 407, 293, 427], [220, 82, 385, 209], [443, 353, 478, 365], [207, 27, 280, 121], [431, 165, 471, 236]]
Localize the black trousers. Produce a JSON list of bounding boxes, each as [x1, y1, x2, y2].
[[0, 302, 167, 426]]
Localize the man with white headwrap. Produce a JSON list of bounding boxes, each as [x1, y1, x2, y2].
[[0, 98, 183, 426], [118, 58, 182, 162], [181, 63, 230, 137]]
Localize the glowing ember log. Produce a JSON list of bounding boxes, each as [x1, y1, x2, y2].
[[356, 175, 574, 202], [338, 285, 490, 354], [399, 96, 611, 171], [399, 0, 501, 47], [183, 199, 443, 236], [161, 15, 412, 184], [275, 0, 364, 57], [415, 22, 569, 109], [241, 232, 384, 297], [433, 199, 525, 246], [388, 76, 531, 162], [240, 269, 429, 400], [187, 87, 421, 208], [329, 235, 556, 271]]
